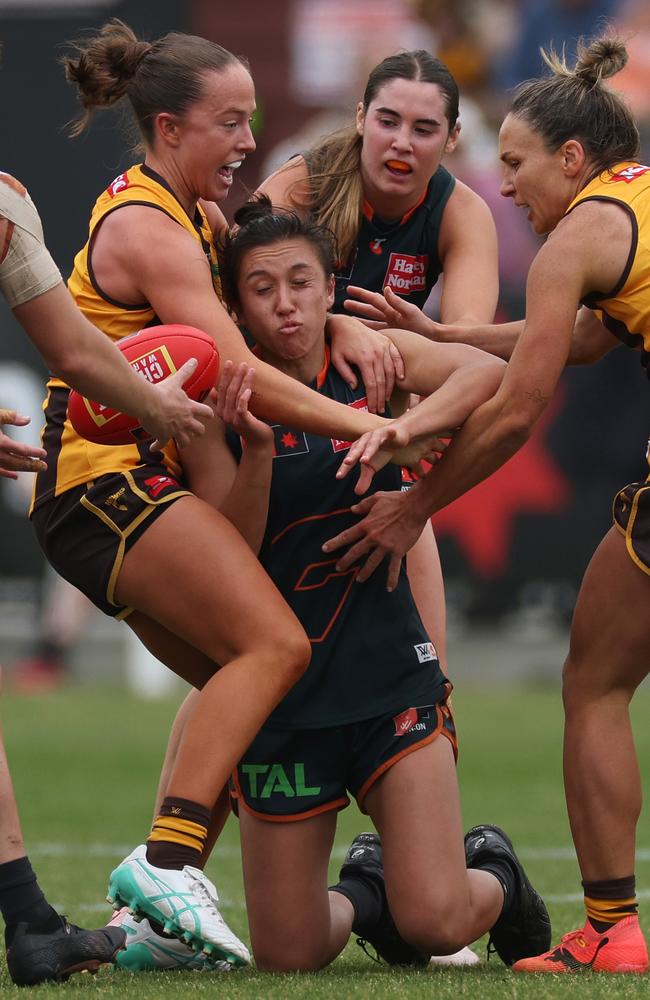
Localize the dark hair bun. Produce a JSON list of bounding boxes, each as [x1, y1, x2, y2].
[[575, 37, 628, 85], [233, 194, 274, 228]]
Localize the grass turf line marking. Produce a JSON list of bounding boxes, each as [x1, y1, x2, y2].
[[29, 842, 650, 861]]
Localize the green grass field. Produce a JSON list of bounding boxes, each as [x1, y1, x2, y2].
[[1, 682, 648, 998]]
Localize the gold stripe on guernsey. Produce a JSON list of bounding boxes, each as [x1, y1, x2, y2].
[[35, 163, 222, 508], [566, 161, 650, 359]]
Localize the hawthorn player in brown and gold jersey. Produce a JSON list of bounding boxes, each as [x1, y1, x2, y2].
[[32, 162, 224, 507], [327, 35, 650, 975], [29, 18, 415, 966]]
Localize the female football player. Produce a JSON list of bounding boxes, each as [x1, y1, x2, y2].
[[257, 49, 500, 667], [119, 200, 551, 974], [29, 19, 416, 967], [328, 35, 650, 975]]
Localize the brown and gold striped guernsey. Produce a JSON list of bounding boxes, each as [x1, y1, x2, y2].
[[31, 164, 222, 511], [567, 161, 650, 371]]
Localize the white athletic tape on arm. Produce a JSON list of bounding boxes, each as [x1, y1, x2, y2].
[[0, 175, 62, 309]]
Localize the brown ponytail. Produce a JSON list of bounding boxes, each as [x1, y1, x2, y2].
[[63, 18, 246, 144]]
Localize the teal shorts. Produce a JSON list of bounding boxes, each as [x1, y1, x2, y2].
[[231, 687, 456, 823]]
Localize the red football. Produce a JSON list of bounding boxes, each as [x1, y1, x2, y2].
[[67, 324, 220, 446]]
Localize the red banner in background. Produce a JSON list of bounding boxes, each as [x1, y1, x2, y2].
[[432, 393, 571, 579]]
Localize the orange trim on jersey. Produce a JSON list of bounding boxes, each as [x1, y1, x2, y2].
[[316, 345, 330, 389], [270, 506, 351, 545], [251, 343, 330, 389], [294, 559, 358, 643], [355, 704, 458, 810], [362, 188, 428, 225], [229, 768, 349, 823], [401, 188, 428, 224]]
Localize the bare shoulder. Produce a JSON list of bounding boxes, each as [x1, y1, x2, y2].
[[256, 156, 311, 213], [95, 204, 204, 264], [200, 199, 229, 242], [548, 198, 633, 292], [558, 197, 633, 241], [444, 177, 492, 218], [438, 176, 495, 246]]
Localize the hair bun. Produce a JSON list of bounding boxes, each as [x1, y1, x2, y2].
[[233, 194, 274, 229], [575, 37, 628, 85]]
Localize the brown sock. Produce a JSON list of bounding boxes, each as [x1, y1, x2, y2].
[[146, 796, 210, 870], [583, 875, 637, 932]]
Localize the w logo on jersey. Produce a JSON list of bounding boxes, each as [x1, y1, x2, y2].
[[414, 641, 437, 663], [271, 425, 309, 457], [610, 164, 650, 184]]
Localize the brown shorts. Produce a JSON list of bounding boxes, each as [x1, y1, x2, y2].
[[31, 466, 190, 618], [612, 480, 650, 576]]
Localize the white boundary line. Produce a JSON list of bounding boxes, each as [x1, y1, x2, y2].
[[52, 891, 650, 914], [28, 842, 650, 862], [36, 841, 650, 912]]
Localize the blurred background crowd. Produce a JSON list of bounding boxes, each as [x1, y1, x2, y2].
[[0, 0, 649, 691]]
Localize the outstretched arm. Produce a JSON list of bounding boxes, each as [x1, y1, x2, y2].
[[13, 283, 213, 449], [336, 329, 506, 492], [0, 199, 213, 450], [324, 218, 594, 586], [100, 207, 387, 443]]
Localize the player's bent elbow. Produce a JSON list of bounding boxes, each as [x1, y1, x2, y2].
[[49, 347, 95, 389], [494, 405, 534, 453]]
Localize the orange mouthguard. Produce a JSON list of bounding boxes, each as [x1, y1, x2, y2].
[[386, 160, 411, 172]]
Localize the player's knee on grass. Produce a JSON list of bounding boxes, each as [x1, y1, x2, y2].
[[252, 936, 330, 973], [392, 900, 468, 957]]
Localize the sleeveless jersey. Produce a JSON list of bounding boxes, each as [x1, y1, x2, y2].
[[330, 165, 455, 313], [567, 161, 650, 375], [228, 351, 447, 730], [31, 164, 221, 511]]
